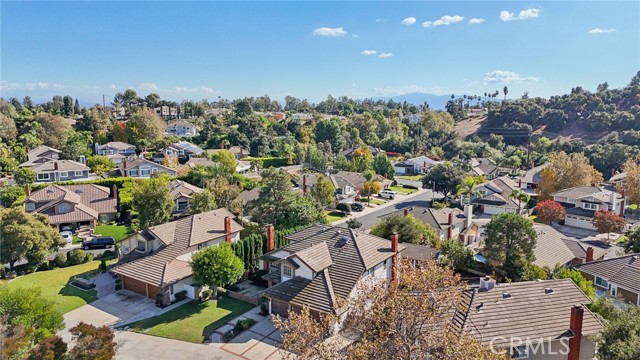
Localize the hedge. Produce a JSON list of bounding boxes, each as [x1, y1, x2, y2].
[[231, 225, 306, 272], [243, 157, 289, 168]]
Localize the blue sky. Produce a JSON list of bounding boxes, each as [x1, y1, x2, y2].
[[1, 1, 638, 105]]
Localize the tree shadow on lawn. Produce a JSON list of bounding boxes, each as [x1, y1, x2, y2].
[[58, 273, 99, 304]]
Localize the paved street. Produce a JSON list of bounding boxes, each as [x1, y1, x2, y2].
[[333, 188, 440, 230]]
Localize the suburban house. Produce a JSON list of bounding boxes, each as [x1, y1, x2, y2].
[[469, 157, 499, 180], [387, 205, 474, 244], [23, 184, 118, 231], [168, 179, 203, 213], [19, 145, 61, 168], [208, 146, 249, 160], [399, 243, 440, 267], [531, 224, 608, 269], [551, 186, 625, 230], [152, 141, 204, 163], [339, 146, 383, 160], [184, 156, 252, 174], [259, 224, 405, 318], [575, 254, 640, 306], [117, 158, 177, 178], [330, 171, 391, 204], [113, 209, 243, 305], [519, 163, 548, 190], [471, 176, 524, 215], [608, 172, 626, 186], [154, 105, 179, 120], [165, 120, 200, 137], [393, 156, 442, 176], [31, 160, 91, 183], [95, 141, 136, 157], [110, 106, 128, 120], [455, 278, 603, 360], [297, 173, 329, 192]]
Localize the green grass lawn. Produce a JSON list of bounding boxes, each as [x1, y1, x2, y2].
[[324, 210, 347, 223], [390, 186, 417, 195], [527, 215, 545, 224], [398, 174, 423, 181], [615, 235, 627, 244], [95, 225, 131, 241], [5, 261, 105, 314], [125, 298, 254, 343], [629, 204, 638, 210], [73, 236, 82, 244]]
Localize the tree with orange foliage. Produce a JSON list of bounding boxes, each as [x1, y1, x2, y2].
[[112, 121, 128, 142], [537, 152, 603, 200], [592, 210, 626, 241], [534, 199, 566, 224]]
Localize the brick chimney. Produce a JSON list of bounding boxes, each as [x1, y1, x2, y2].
[[54, 162, 58, 170], [302, 174, 307, 192], [585, 247, 594, 263], [224, 216, 232, 243], [25, 184, 31, 196], [111, 184, 118, 199], [568, 305, 584, 360], [391, 233, 399, 285], [447, 212, 454, 239], [403, 208, 409, 217], [239, 148, 243, 158], [267, 224, 275, 252], [518, 178, 522, 188]]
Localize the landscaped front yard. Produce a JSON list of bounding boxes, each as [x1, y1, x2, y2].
[[5, 261, 106, 314], [125, 298, 255, 343], [390, 185, 418, 195], [398, 174, 424, 181], [95, 224, 132, 241], [324, 210, 347, 223]]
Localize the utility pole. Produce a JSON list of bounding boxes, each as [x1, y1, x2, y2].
[[102, 94, 106, 108]]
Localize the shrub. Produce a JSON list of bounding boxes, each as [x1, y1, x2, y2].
[[174, 290, 187, 301], [336, 203, 352, 213], [99, 258, 107, 273], [155, 293, 164, 306], [234, 319, 256, 332], [115, 284, 122, 291], [260, 302, 269, 316], [54, 252, 68, 268], [250, 270, 268, 287], [100, 250, 116, 259], [85, 253, 94, 263], [201, 289, 212, 299], [67, 249, 89, 266]]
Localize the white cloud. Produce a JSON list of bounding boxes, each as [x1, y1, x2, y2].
[[401, 17, 417, 25], [379, 52, 393, 58], [469, 18, 486, 24], [423, 15, 464, 27], [352, 34, 360, 38], [588, 28, 616, 34], [500, 8, 542, 21], [361, 50, 377, 56], [483, 70, 540, 84], [173, 86, 217, 94], [312, 27, 347, 37], [139, 83, 158, 91], [0, 81, 65, 91]]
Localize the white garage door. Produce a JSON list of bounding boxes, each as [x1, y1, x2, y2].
[[565, 216, 594, 230]]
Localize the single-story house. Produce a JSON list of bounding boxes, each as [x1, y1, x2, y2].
[[153, 141, 204, 163], [552, 186, 625, 230], [519, 163, 548, 190], [339, 146, 383, 160], [575, 254, 640, 306], [95, 141, 136, 157], [455, 278, 603, 360], [168, 179, 203, 213], [117, 158, 177, 178], [531, 224, 608, 269], [259, 225, 405, 318], [113, 209, 243, 305], [469, 157, 499, 180], [23, 184, 118, 231], [394, 156, 442, 176], [207, 146, 249, 160]]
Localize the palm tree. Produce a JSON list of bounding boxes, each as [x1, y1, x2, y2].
[[456, 176, 486, 204], [508, 188, 531, 214], [503, 86, 509, 101]]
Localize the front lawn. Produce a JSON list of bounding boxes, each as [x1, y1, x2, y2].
[[95, 224, 131, 241], [390, 186, 417, 195], [324, 210, 347, 223], [125, 298, 254, 343], [398, 174, 423, 181], [6, 261, 106, 314]]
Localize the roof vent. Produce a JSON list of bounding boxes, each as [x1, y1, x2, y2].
[[47, 189, 54, 193], [336, 235, 350, 248], [475, 302, 484, 312], [75, 189, 84, 193], [545, 287, 554, 294], [502, 292, 511, 299]]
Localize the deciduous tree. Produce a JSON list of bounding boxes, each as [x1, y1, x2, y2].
[[423, 163, 465, 197], [13, 167, 36, 186], [189, 189, 217, 215], [0, 113, 17, 141], [67, 323, 116, 360], [130, 176, 174, 229], [619, 158, 640, 205], [372, 152, 395, 178], [191, 243, 244, 298], [596, 307, 640, 360], [0, 287, 64, 341], [534, 200, 566, 224], [126, 108, 165, 145], [371, 213, 439, 245], [623, 227, 640, 254], [350, 146, 373, 173], [309, 175, 334, 207], [86, 155, 116, 175], [34, 112, 71, 148], [361, 180, 381, 203], [210, 149, 237, 174], [537, 152, 604, 200], [592, 210, 626, 241], [484, 213, 537, 281]]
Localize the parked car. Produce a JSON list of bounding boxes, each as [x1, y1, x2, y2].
[[61, 224, 73, 232], [351, 202, 364, 212], [378, 190, 397, 200], [60, 231, 73, 243], [82, 236, 115, 250]]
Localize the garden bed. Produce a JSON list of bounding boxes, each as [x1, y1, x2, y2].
[[222, 319, 257, 342]]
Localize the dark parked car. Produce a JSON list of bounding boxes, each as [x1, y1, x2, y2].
[[82, 236, 115, 250], [351, 202, 364, 212]]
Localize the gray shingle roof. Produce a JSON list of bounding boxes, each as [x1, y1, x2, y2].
[[458, 279, 603, 346], [98, 141, 135, 151], [30, 160, 89, 173], [24, 184, 117, 223], [400, 243, 439, 262], [168, 180, 202, 200], [532, 224, 577, 268], [575, 254, 640, 293]]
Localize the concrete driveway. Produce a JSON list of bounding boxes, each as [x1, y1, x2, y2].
[[65, 290, 156, 327]]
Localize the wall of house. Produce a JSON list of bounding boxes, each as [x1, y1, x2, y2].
[[270, 298, 291, 317], [36, 170, 89, 182], [617, 287, 639, 306], [120, 233, 159, 254], [483, 205, 515, 215], [122, 276, 160, 299], [98, 213, 116, 223], [167, 276, 194, 302], [288, 260, 313, 280]]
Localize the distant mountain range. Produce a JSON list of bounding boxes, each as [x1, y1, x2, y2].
[[370, 93, 454, 110]]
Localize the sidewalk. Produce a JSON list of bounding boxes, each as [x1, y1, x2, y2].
[[332, 187, 430, 226]]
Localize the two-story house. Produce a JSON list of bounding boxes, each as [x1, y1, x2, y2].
[[19, 145, 62, 168], [95, 142, 136, 165], [519, 163, 548, 190], [168, 179, 203, 213], [385, 204, 474, 244], [469, 157, 499, 180], [113, 209, 243, 305], [154, 105, 179, 120], [330, 171, 392, 204], [117, 158, 177, 178], [152, 141, 204, 163], [471, 176, 524, 215], [575, 254, 640, 306], [30, 160, 92, 183], [394, 156, 443, 176], [531, 224, 608, 269], [23, 184, 118, 231], [165, 120, 200, 137], [455, 277, 603, 360], [259, 224, 405, 318], [552, 186, 625, 230]]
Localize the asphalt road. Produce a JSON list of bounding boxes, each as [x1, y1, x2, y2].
[[337, 189, 439, 230]]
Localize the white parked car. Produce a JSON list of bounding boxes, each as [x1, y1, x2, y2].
[[378, 189, 397, 200], [60, 231, 73, 243]]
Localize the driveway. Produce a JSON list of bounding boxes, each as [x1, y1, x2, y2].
[[214, 317, 284, 360]]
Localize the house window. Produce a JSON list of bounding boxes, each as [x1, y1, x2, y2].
[[510, 345, 529, 359], [37, 173, 50, 181], [136, 240, 146, 252], [170, 285, 174, 295], [60, 171, 68, 178], [59, 203, 71, 213], [75, 171, 83, 176], [25, 203, 35, 211], [583, 203, 598, 210], [140, 167, 151, 176], [595, 276, 609, 289], [283, 265, 293, 277], [567, 198, 576, 204], [151, 168, 158, 174], [177, 200, 189, 211], [129, 169, 139, 177]]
